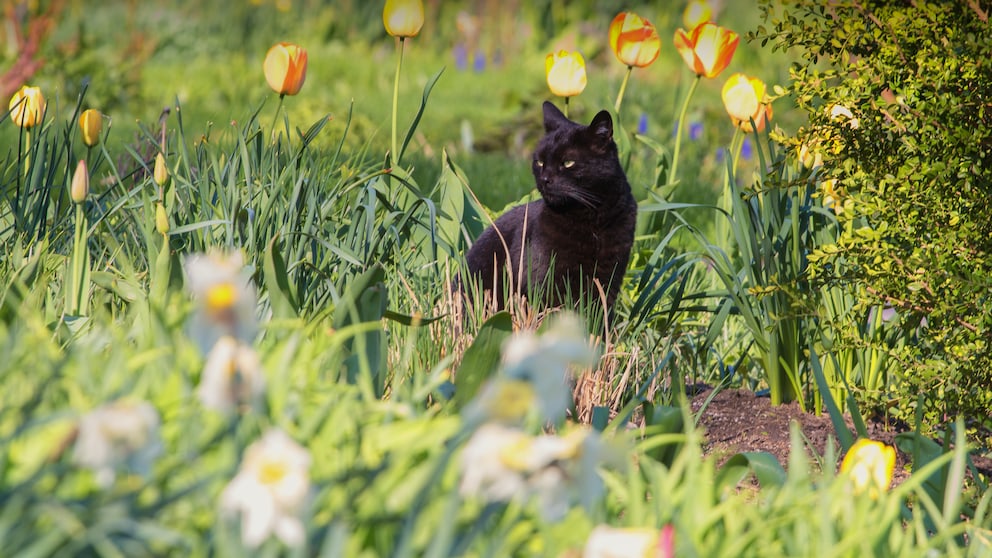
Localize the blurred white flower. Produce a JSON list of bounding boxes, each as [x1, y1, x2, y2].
[[198, 335, 266, 414], [459, 423, 531, 503], [221, 429, 311, 548], [183, 250, 258, 352], [459, 423, 608, 520], [500, 314, 598, 423], [828, 104, 860, 129], [72, 400, 162, 488], [583, 524, 673, 558]]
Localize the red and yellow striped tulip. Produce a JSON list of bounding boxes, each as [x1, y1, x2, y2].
[[674, 22, 738, 78], [609, 12, 661, 68]]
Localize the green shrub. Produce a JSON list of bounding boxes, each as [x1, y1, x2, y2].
[[755, 0, 992, 437]]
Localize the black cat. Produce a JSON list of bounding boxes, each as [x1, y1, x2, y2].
[[463, 101, 637, 311]]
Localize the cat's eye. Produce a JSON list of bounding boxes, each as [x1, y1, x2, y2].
[[562, 160, 575, 168], [535, 160, 544, 168]]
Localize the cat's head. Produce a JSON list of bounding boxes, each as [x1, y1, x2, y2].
[[532, 101, 624, 209]]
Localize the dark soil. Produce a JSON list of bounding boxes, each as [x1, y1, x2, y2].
[[690, 387, 992, 487]]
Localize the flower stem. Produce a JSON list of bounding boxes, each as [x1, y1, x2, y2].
[[391, 37, 406, 165], [614, 66, 633, 114], [270, 93, 285, 143], [68, 202, 90, 316], [563, 96, 570, 119], [668, 74, 701, 185]]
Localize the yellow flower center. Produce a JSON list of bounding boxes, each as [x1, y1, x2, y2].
[[258, 459, 288, 485], [486, 380, 535, 422], [206, 283, 237, 313], [498, 436, 535, 472]]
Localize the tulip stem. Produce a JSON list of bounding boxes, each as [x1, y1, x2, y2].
[[67, 202, 90, 316], [391, 37, 406, 165], [668, 74, 700, 185], [614, 66, 633, 115], [563, 96, 570, 119], [271, 94, 285, 143]]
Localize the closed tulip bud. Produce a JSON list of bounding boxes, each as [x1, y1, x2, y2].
[[79, 109, 103, 147], [70, 160, 89, 204], [609, 12, 662, 68], [8, 85, 46, 129], [263, 42, 308, 96], [545, 50, 587, 98], [383, 0, 425, 38], [674, 22, 738, 78], [156, 202, 170, 235], [154, 153, 169, 187]]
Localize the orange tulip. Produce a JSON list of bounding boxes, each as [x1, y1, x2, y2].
[[545, 50, 587, 98], [609, 12, 661, 68], [263, 42, 308, 96], [79, 109, 103, 147], [721, 73, 773, 132], [8, 85, 46, 129], [674, 22, 738, 78], [383, 0, 424, 38]]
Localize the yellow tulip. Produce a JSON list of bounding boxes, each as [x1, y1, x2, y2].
[[8, 85, 46, 129], [78, 109, 103, 147], [545, 50, 587, 98], [609, 12, 661, 68], [721, 73, 772, 132], [70, 160, 89, 204], [263, 42, 308, 96], [674, 22, 738, 78], [383, 0, 424, 38], [683, 0, 713, 30], [156, 202, 170, 236], [840, 439, 896, 498], [154, 153, 169, 188]]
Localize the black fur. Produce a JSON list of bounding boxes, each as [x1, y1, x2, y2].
[[463, 101, 637, 310]]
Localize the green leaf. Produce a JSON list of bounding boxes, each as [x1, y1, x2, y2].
[[453, 311, 513, 409], [262, 233, 298, 320], [716, 452, 787, 492], [642, 403, 685, 466], [333, 265, 388, 398], [399, 67, 445, 163]]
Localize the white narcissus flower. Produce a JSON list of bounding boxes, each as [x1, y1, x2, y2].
[[459, 423, 531, 503], [459, 423, 610, 521], [500, 314, 598, 424], [183, 250, 259, 352], [221, 429, 311, 548], [72, 400, 162, 488], [198, 335, 266, 414]]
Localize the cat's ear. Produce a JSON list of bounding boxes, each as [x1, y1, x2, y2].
[[543, 101, 569, 132], [588, 110, 614, 143]]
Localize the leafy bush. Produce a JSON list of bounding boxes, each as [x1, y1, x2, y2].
[[754, 1, 992, 436]]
